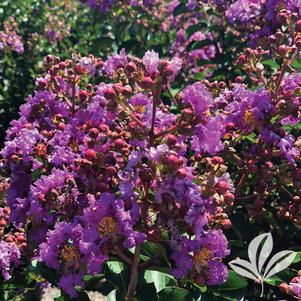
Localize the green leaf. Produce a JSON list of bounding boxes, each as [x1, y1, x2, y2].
[[261, 59, 280, 68], [158, 287, 193, 301], [107, 290, 116, 301], [144, 270, 176, 292], [293, 252, 301, 263], [141, 242, 161, 259], [265, 275, 283, 287], [291, 60, 301, 72], [84, 274, 114, 295], [188, 39, 214, 51], [196, 59, 214, 66], [185, 23, 207, 38], [136, 283, 158, 301], [106, 289, 124, 301], [244, 133, 257, 143], [173, 3, 189, 16], [119, 39, 141, 52], [104, 261, 130, 296], [146, 266, 173, 275], [271, 268, 298, 284], [29, 261, 60, 286]]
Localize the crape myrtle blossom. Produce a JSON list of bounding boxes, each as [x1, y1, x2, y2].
[[39, 222, 86, 297], [215, 16, 301, 228], [0, 240, 21, 280], [0, 191, 26, 280], [1, 51, 230, 297], [226, 0, 265, 24], [225, 0, 301, 46], [223, 84, 272, 133], [0, 17, 23, 53], [171, 229, 229, 285]]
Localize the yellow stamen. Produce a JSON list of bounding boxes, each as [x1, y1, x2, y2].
[[243, 110, 256, 126], [98, 216, 117, 237], [61, 245, 81, 263], [193, 248, 212, 268]]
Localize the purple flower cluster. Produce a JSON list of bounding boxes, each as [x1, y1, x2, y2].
[[44, 16, 70, 44], [0, 240, 21, 280], [0, 17, 23, 53], [0, 183, 26, 280], [226, 0, 265, 23], [225, 0, 301, 45], [1, 51, 231, 296]]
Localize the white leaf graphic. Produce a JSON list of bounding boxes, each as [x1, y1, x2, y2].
[[263, 251, 296, 280], [248, 232, 272, 275], [229, 232, 296, 297], [258, 233, 273, 274], [229, 259, 260, 282]]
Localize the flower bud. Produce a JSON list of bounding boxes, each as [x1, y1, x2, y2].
[[221, 219, 232, 229], [85, 149, 97, 160], [160, 63, 174, 78], [224, 192, 235, 203], [237, 54, 247, 65], [216, 181, 229, 194], [267, 35, 276, 44], [276, 12, 288, 25], [114, 138, 125, 150], [103, 87, 116, 100], [140, 77, 154, 89], [125, 62, 137, 73], [89, 128, 99, 138], [106, 166, 117, 176], [79, 90, 90, 102], [218, 81, 226, 89], [235, 76, 244, 83], [296, 20, 301, 32], [181, 108, 194, 122], [166, 154, 180, 169], [3, 207, 10, 215], [244, 48, 254, 58], [275, 31, 284, 43], [5, 236, 14, 243], [166, 134, 177, 147], [121, 85, 132, 97], [16, 235, 26, 243], [279, 283, 291, 294], [0, 219, 7, 227], [176, 168, 187, 179], [75, 64, 86, 75], [99, 124, 109, 133], [37, 193, 46, 202], [278, 44, 287, 56], [296, 39, 301, 49], [226, 122, 235, 132], [45, 55, 54, 64], [211, 156, 224, 165]]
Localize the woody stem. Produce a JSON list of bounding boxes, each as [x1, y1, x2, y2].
[[126, 244, 141, 300]]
